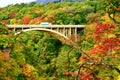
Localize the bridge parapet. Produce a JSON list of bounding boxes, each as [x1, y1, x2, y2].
[[7, 25, 85, 28]]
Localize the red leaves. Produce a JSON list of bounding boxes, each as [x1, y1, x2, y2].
[[89, 38, 120, 54], [93, 23, 115, 40], [103, 38, 120, 50], [79, 22, 119, 79], [94, 23, 114, 34], [90, 23, 119, 54]]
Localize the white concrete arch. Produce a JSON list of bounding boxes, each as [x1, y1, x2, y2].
[[15, 28, 75, 46]]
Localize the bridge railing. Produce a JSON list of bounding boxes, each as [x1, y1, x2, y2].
[[7, 25, 85, 29]]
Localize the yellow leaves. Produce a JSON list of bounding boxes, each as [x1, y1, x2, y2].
[[104, 33, 116, 38], [100, 13, 113, 24], [110, 14, 114, 18], [25, 14, 31, 18], [85, 23, 97, 31], [33, 8, 44, 14], [114, 13, 120, 20], [107, 34, 116, 38], [117, 75, 120, 80], [78, 60, 83, 65], [84, 23, 97, 39], [111, 50, 116, 54], [117, 64, 120, 70]]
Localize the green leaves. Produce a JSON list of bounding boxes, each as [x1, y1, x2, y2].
[[0, 13, 9, 20], [56, 45, 80, 77], [0, 35, 9, 49], [0, 23, 10, 49], [0, 23, 8, 34]]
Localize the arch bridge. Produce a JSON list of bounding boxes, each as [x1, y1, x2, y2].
[[7, 25, 85, 46]]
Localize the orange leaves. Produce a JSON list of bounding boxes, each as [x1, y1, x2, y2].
[[22, 15, 31, 24], [30, 17, 41, 24], [80, 55, 88, 60], [22, 64, 38, 80], [1, 20, 8, 24], [63, 71, 78, 77], [80, 72, 94, 80], [89, 45, 105, 54], [116, 6, 120, 11], [0, 49, 10, 60], [22, 17, 30, 24], [30, 13, 55, 24], [22, 64, 33, 77]]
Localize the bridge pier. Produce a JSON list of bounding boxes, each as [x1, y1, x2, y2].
[[22, 26, 23, 30], [57, 27, 59, 32], [63, 27, 65, 36], [69, 27, 71, 36], [75, 27, 77, 42], [13, 27, 16, 32], [65, 28, 68, 36]]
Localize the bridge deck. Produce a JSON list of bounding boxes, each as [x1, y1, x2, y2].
[[7, 25, 85, 28]]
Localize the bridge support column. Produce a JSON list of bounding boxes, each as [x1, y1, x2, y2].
[[13, 27, 16, 32], [51, 26, 52, 30], [57, 27, 59, 32], [22, 26, 23, 30], [65, 28, 68, 36], [63, 27, 65, 36], [69, 28, 71, 36], [75, 27, 77, 42]]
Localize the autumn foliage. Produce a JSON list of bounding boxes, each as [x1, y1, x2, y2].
[[89, 23, 120, 55], [0, 1, 120, 80], [79, 21, 120, 79], [93, 23, 115, 41], [22, 15, 31, 24], [9, 12, 17, 19]]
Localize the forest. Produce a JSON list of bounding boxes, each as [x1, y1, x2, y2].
[[0, 0, 120, 80]]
